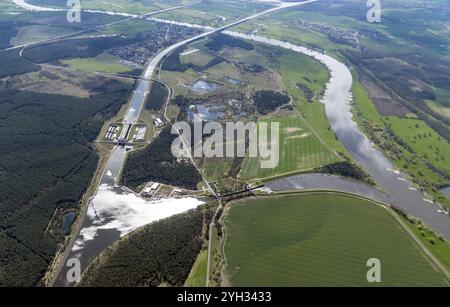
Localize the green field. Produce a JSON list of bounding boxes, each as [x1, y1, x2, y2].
[[61, 53, 132, 74], [352, 77, 384, 128], [240, 114, 339, 180], [25, 0, 181, 14], [224, 192, 448, 286], [402, 216, 450, 273], [184, 250, 208, 287], [386, 117, 450, 175], [10, 25, 74, 47], [158, 0, 271, 27], [180, 49, 215, 66]]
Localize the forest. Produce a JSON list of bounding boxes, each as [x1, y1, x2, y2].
[[0, 79, 133, 286], [316, 161, 373, 185], [205, 33, 254, 52], [22, 36, 138, 64], [121, 126, 202, 190], [252, 90, 290, 114], [0, 49, 41, 78], [79, 208, 210, 287], [0, 21, 20, 49], [145, 81, 169, 111]]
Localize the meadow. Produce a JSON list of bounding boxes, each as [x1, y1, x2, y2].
[[239, 114, 340, 181], [385, 117, 450, 176], [184, 250, 208, 287], [26, 0, 183, 14], [61, 53, 132, 74], [224, 192, 449, 286]]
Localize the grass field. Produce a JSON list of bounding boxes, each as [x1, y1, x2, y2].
[[184, 250, 208, 287], [180, 49, 215, 66], [157, 0, 271, 27], [10, 25, 74, 47], [426, 100, 450, 120], [61, 53, 132, 74], [386, 117, 450, 175], [240, 114, 339, 180], [201, 157, 235, 181], [26, 0, 178, 14], [271, 45, 351, 160], [224, 192, 448, 286], [402, 215, 450, 273], [352, 77, 384, 128]]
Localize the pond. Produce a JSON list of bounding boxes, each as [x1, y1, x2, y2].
[[61, 212, 76, 236], [186, 80, 222, 94]]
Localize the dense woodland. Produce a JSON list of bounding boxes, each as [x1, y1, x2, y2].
[[161, 48, 191, 72], [316, 161, 373, 185], [121, 126, 202, 190], [22, 36, 138, 64], [79, 209, 209, 287], [0, 49, 41, 78], [0, 80, 133, 286], [252, 90, 290, 114], [205, 33, 254, 52], [145, 81, 169, 111], [0, 21, 20, 49]]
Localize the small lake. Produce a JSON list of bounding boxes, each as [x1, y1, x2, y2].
[[61, 212, 76, 236], [186, 80, 222, 94]]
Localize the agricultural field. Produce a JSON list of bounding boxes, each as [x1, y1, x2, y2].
[[426, 100, 450, 120], [10, 24, 74, 47], [157, 0, 272, 28], [157, 8, 221, 27], [61, 53, 132, 74], [223, 192, 449, 286], [26, 0, 184, 14], [240, 114, 340, 181]]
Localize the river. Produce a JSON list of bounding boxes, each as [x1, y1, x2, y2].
[[224, 31, 450, 241]]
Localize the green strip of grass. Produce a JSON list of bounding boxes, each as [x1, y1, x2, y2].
[[184, 250, 208, 287]]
